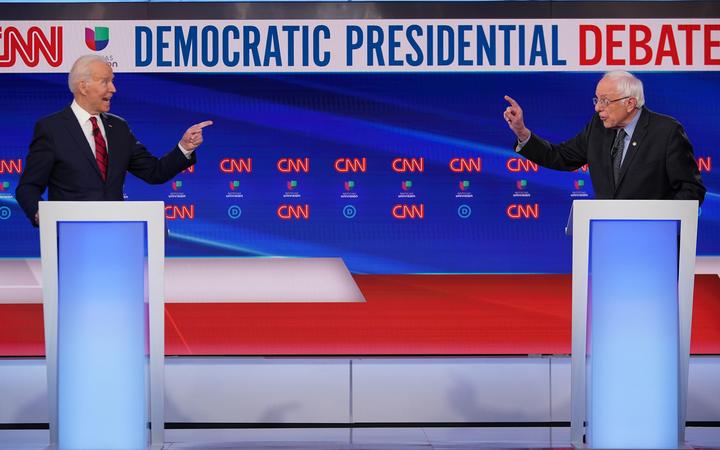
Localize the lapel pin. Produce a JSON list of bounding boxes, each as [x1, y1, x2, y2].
[[632, 142, 637, 146]]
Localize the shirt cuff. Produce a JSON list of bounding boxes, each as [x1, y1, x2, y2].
[[515, 132, 531, 152], [178, 143, 194, 159]]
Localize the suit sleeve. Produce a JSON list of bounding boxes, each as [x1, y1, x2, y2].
[[126, 128, 196, 185], [15, 121, 55, 226], [518, 120, 592, 172], [665, 123, 706, 205]]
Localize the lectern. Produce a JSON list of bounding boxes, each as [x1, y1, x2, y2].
[[568, 200, 698, 448], [39, 201, 165, 449]]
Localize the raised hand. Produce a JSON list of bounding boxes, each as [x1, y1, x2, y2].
[[180, 120, 213, 151], [503, 96, 531, 142]]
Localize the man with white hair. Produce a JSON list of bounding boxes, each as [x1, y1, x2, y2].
[[503, 71, 705, 204], [16, 54, 212, 226]]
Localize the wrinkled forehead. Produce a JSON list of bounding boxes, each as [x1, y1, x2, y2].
[[89, 61, 114, 79], [595, 77, 620, 98]]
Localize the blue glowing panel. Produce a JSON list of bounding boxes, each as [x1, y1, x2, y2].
[[57, 222, 147, 449], [588, 220, 679, 448]]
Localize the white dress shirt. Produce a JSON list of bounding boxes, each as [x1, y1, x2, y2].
[[70, 100, 107, 158]]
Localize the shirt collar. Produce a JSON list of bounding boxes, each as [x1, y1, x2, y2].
[[622, 107, 642, 139], [70, 99, 100, 125]]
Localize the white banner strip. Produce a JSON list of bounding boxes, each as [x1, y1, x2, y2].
[[1, 19, 719, 72]]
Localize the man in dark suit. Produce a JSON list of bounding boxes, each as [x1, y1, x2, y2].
[[503, 71, 705, 204], [16, 54, 212, 226]]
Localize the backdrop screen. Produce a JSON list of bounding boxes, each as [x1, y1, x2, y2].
[[0, 71, 717, 273], [0, 7, 717, 273]]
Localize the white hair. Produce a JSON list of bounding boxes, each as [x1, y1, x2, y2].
[[602, 70, 645, 108], [68, 55, 107, 94]]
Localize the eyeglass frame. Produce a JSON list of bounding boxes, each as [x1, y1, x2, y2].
[[592, 96, 631, 108]]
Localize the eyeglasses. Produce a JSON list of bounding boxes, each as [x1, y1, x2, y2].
[[593, 96, 631, 108]]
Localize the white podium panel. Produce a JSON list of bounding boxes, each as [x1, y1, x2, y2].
[[39, 201, 165, 449], [570, 200, 698, 449]]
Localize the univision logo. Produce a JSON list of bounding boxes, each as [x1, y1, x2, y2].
[[85, 27, 109, 51]]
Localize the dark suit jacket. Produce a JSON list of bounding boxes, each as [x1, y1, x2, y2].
[[16, 105, 196, 225], [519, 107, 705, 205]]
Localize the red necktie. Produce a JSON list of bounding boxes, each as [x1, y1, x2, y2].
[[89, 116, 108, 181]]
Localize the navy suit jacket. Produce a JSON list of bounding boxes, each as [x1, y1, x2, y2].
[[16, 105, 196, 225], [519, 107, 705, 204]]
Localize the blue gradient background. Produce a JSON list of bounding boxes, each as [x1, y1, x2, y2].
[[0, 72, 717, 273]]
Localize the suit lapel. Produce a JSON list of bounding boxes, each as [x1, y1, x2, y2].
[[61, 106, 104, 181], [602, 126, 615, 193], [616, 108, 649, 191]]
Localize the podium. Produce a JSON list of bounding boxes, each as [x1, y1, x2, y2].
[[39, 201, 166, 449], [568, 200, 698, 448]]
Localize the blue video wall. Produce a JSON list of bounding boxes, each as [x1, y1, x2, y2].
[[0, 70, 717, 273]]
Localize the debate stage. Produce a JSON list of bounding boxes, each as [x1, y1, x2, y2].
[[1, 259, 719, 448]]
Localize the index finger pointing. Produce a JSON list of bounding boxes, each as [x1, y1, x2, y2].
[[504, 95, 520, 108], [192, 120, 214, 130]]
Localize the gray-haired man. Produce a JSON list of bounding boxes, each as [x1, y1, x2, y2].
[[503, 71, 705, 204], [16, 54, 213, 226]]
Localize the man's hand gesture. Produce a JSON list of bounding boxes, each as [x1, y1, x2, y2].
[[503, 96, 531, 142], [180, 120, 213, 151]]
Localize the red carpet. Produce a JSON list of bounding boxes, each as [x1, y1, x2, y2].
[[1, 274, 719, 356]]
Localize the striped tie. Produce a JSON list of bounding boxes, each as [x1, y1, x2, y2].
[[611, 128, 627, 188], [89, 116, 108, 181]]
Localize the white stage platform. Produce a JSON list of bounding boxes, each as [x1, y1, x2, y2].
[[1, 356, 719, 447]]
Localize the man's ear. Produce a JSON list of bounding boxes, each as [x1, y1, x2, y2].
[[77, 79, 87, 96], [627, 97, 638, 111]]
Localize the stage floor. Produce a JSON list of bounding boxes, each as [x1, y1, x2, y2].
[[1, 427, 720, 449], [1, 274, 719, 356]]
